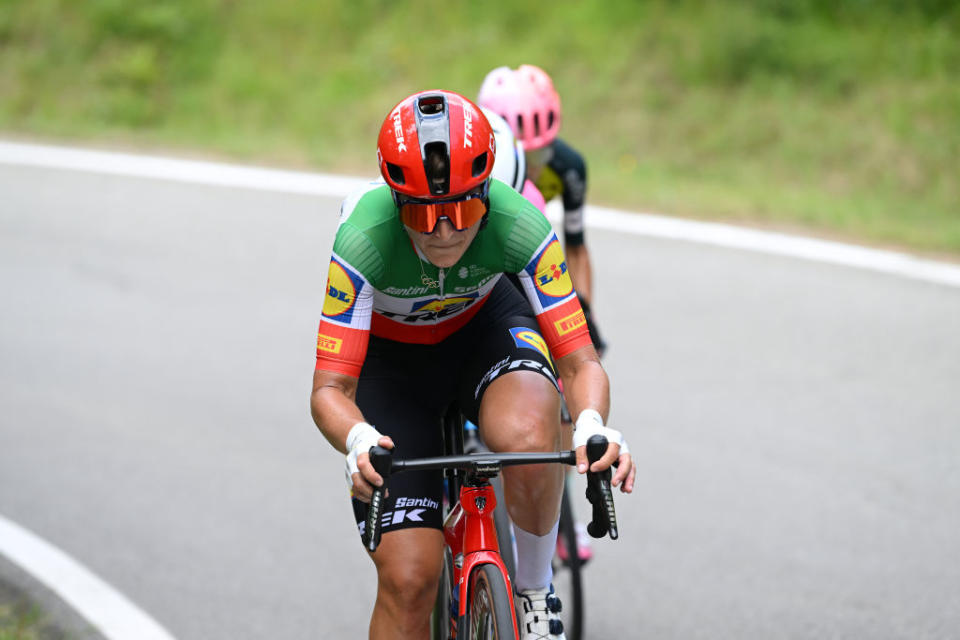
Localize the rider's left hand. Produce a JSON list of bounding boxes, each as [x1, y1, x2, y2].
[[572, 409, 635, 494]]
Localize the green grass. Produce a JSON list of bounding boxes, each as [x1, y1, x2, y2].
[[0, 601, 51, 640], [2, 0, 958, 254], [0, 577, 73, 640]]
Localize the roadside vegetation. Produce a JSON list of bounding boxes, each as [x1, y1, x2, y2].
[[1, 0, 957, 254], [0, 599, 59, 640]]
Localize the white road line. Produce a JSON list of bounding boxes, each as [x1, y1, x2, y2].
[[2, 139, 959, 289], [584, 205, 960, 288], [0, 140, 368, 196], [0, 515, 178, 640]]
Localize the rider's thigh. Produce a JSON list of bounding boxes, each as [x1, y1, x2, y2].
[[478, 369, 562, 454], [371, 527, 445, 605]]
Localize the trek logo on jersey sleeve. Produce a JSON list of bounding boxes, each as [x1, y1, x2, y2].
[[509, 327, 554, 368], [322, 256, 366, 323], [524, 236, 574, 309]]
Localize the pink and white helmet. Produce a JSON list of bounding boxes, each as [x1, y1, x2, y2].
[[481, 107, 526, 192], [477, 64, 561, 151]]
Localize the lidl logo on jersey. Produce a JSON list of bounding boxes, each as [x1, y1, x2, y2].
[[526, 237, 574, 309], [509, 327, 554, 368], [322, 257, 365, 323]]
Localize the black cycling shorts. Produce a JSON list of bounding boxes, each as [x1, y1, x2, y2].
[[351, 276, 559, 540]]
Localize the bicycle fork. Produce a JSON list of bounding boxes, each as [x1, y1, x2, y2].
[[444, 482, 519, 638]]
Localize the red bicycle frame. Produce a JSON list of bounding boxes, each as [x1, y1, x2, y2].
[[444, 482, 519, 636], [361, 436, 618, 638]]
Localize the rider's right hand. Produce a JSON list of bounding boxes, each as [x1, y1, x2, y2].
[[344, 422, 395, 502]]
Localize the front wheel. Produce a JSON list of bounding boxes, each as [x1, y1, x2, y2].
[[464, 563, 518, 640]]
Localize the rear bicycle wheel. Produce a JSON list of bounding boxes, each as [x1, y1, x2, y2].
[[553, 486, 583, 640], [431, 547, 455, 639], [464, 563, 518, 640]]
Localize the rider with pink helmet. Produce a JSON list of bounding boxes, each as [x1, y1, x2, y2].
[[479, 64, 604, 353], [478, 64, 562, 152], [480, 65, 606, 569], [481, 106, 548, 213]]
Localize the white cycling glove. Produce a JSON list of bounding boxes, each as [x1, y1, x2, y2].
[[573, 409, 630, 456], [344, 422, 384, 487]]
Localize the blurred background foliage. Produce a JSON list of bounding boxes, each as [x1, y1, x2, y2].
[[1, 0, 958, 253]]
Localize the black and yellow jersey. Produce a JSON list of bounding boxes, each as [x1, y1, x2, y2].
[[534, 138, 587, 247]]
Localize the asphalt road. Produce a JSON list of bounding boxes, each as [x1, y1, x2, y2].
[[1, 163, 959, 639]]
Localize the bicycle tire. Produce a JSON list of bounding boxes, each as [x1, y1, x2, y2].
[[554, 486, 584, 640], [464, 563, 517, 640]]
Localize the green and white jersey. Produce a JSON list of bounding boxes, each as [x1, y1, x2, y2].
[[316, 180, 591, 377]]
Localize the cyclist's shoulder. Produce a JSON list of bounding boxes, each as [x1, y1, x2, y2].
[[338, 180, 395, 228], [333, 181, 403, 277], [482, 180, 556, 271]]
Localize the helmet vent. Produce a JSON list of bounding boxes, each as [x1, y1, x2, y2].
[[471, 152, 489, 178], [533, 113, 541, 137], [515, 115, 525, 139], [423, 141, 450, 195], [547, 111, 556, 130], [418, 96, 445, 115], [386, 162, 405, 185]]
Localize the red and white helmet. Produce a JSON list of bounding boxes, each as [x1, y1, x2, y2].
[[377, 90, 496, 199], [477, 64, 561, 151]]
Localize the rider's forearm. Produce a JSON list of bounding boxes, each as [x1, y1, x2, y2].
[[310, 372, 366, 454], [565, 243, 593, 306], [556, 345, 608, 423]]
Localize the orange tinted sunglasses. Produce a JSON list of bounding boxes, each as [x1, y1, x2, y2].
[[398, 186, 489, 234]]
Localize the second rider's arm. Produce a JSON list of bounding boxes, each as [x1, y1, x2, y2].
[[565, 243, 593, 307]]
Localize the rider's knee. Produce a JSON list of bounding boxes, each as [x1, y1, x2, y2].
[[376, 555, 441, 612], [501, 414, 560, 453], [480, 372, 561, 452]]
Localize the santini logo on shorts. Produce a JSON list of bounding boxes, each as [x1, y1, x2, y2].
[[356, 496, 440, 534]]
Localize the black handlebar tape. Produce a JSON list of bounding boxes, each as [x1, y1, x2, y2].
[[362, 446, 394, 552], [585, 435, 619, 540]]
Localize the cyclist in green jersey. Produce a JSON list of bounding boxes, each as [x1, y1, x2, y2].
[[310, 90, 634, 640]]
